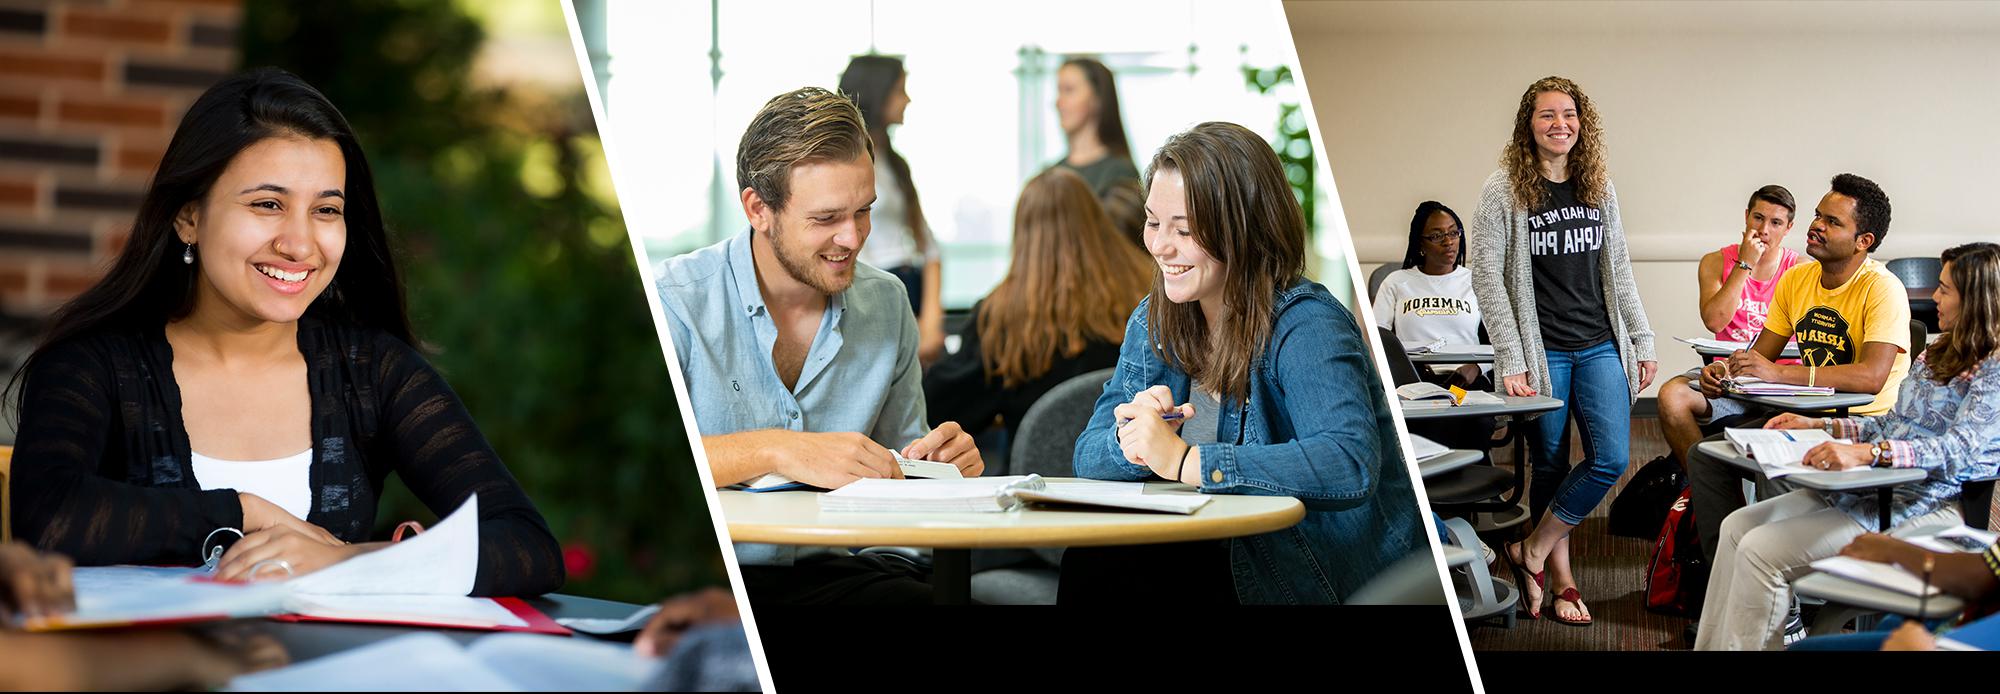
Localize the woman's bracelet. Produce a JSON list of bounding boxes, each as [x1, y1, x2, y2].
[[1175, 444, 1194, 483]]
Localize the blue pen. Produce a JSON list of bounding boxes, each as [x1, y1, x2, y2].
[[1118, 412, 1186, 427]]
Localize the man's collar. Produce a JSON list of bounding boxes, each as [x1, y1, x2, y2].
[[727, 227, 845, 319]]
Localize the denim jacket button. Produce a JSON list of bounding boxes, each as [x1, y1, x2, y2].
[[1210, 469, 1223, 484]]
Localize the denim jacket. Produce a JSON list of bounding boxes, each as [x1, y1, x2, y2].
[[1073, 278, 1426, 604]]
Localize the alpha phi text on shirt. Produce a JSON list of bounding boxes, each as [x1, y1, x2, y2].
[[1528, 206, 1604, 256]]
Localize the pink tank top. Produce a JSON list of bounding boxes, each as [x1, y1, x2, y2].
[[1716, 244, 1802, 342]]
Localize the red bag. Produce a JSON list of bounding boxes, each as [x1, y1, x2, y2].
[[1646, 487, 1708, 616]]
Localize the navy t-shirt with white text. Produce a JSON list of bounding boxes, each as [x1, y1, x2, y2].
[[1528, 177, 1612, 351]]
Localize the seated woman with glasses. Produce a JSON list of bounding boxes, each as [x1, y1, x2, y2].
[[1372, 200, 1487, 390]]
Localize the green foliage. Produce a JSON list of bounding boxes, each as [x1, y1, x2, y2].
[[1242, 64, 1316, 234], [240, 0, 724, 603]]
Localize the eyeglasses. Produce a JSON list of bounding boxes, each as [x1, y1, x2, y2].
[[1421, 228, 1462, 243]]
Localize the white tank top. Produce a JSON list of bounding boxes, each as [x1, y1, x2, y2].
[[191, 448, 314, 521]]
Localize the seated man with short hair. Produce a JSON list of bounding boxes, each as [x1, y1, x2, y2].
[[656, 86, 983, 606], [1687, 173, 1912, 567], [1657, 184, 1805, 468]]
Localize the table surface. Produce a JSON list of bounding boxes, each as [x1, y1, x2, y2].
[[1409, 351, 1496, 365], [1399, 394, 1563, 421], [719, 478, 1304, 548], [1694, 440, 1929, 492], [269, 593, 649, 663], [1417, 449, 1483, 479]]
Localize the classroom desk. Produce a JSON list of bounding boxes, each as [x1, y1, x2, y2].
[[1688, 342, 1802, 361], [1408, 351, 1496, 365], [1794, 525, 1971, 635], [1417, 449, 1483, 479], [1693, 440, 1927, 531], [1681, 377, 1876, 417], [268, 593, 649, 662], [719, 479, 1305, 605], [1403, 395, 1561, 530]]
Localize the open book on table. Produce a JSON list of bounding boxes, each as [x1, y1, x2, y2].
[[226, 623, 758, 692], [818, 474, 1212, 514], [23, 494, 566, 635], [1722, 376, 1834, 397], [1395, 382, 1504, 410], [1408, 434, 1451, 462], [1721, 427, 1849, 478], [1807, 555, 1943, 598]]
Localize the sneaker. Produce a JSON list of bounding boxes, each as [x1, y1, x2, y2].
[[1479, 539, 1495, 567], [1782, 596, 1808, 646]]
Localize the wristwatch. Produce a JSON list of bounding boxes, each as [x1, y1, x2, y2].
[[1869, 441, 1894, 468]]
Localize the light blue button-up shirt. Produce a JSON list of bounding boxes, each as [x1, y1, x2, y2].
[[656, 229, 929, 566]]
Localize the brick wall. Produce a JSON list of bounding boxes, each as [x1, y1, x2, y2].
[[0, 0, 241, 317]]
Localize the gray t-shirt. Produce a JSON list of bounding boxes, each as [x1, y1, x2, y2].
[[1180, 388, 1225, 446]]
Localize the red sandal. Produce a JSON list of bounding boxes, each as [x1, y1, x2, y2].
[[1551, 587, 1593, 626], [1505, 541, 1546, 620]]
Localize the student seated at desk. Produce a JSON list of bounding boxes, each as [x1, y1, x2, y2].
[[1066, 122, 1424, 604], [922, 168, 1151, 445], [1686, 174, 1912, 581], [1373, 200, 1486, 390], [0, 542, 287, 689], [1657, 184, 1805, 469], [4, 69, 563, 596], [656, 87, 983, 606], [1788, 532, 2000, 651], [1696, 242, 2000, 651]]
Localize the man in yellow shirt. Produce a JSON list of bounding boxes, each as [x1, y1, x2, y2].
[[1687, 173, 1911, 592]]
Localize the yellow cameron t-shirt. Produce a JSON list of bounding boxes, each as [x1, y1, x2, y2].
[[1763, 258, 1912, 416]]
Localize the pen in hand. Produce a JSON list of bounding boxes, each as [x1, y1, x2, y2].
[[1117, 412, 1186, 427]]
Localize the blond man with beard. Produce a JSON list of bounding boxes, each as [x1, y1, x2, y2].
[[655, 87, 983, 606]]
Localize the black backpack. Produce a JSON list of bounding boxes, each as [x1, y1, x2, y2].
[[1608, 455, 1684, 539]]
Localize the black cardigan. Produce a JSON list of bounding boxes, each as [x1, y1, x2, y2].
[[9, 316, 564, 597], [922, 300, 1122, 444]]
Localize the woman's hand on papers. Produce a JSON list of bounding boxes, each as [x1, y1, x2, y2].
[[0, 542, 74, 622], [902, 421, 984, 478], [1799, 442, 1872, 471], [211, 527, 372, 583], [1764, 413, 1825, 430], [1500, 372, 1536, 397], [238, 492, 341, 546], [769, 431, 902, 489], [1838, 533, 1925, 568], [635, 586, 740, 658], [1880, 620, 1938, 651]]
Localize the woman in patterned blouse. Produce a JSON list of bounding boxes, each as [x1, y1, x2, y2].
[[1696, 242, 2000, 650]]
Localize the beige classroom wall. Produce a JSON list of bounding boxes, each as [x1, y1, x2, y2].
[[1286, 0, 2000, 397]]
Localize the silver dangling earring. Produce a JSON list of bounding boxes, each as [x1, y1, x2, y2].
[[183, 242, 194, 265]]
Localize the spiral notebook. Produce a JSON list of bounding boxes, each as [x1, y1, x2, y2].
[[22, 494, 566, 635]]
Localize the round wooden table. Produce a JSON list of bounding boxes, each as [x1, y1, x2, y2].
[[720, 478, 1305, 604]]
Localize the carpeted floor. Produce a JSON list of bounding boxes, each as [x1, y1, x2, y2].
[[1466, 417, 1696, 651]]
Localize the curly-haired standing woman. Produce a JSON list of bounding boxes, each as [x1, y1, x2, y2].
[[1474, 76, 1656, 624]]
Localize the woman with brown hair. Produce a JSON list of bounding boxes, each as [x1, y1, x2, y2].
[[1474, 76, 1655, 625], [1066, 122, 1424, 604], [1049, 57, 1140, 202], [922, 168, 1152, 445], [839, 55, 946, 364]]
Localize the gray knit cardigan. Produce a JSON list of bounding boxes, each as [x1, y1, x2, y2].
[[1468, 169, 1656, 403]]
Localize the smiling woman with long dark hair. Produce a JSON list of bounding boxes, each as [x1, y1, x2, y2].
[[4, 68, 561, 596]]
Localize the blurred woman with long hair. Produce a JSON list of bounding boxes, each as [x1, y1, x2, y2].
[[839, 55, 946, 364]]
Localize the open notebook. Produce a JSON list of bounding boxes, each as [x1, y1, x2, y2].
[[23, 494, 565, 635], [225, 624, 759, 692], [818, 474, 1212, 514], [1721, 427, 1848, 478]]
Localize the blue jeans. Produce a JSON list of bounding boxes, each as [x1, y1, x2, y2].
[[1530, 340, 1632, 526]]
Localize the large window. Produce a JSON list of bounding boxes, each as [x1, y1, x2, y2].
[[592, 0, 1353, 308]]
